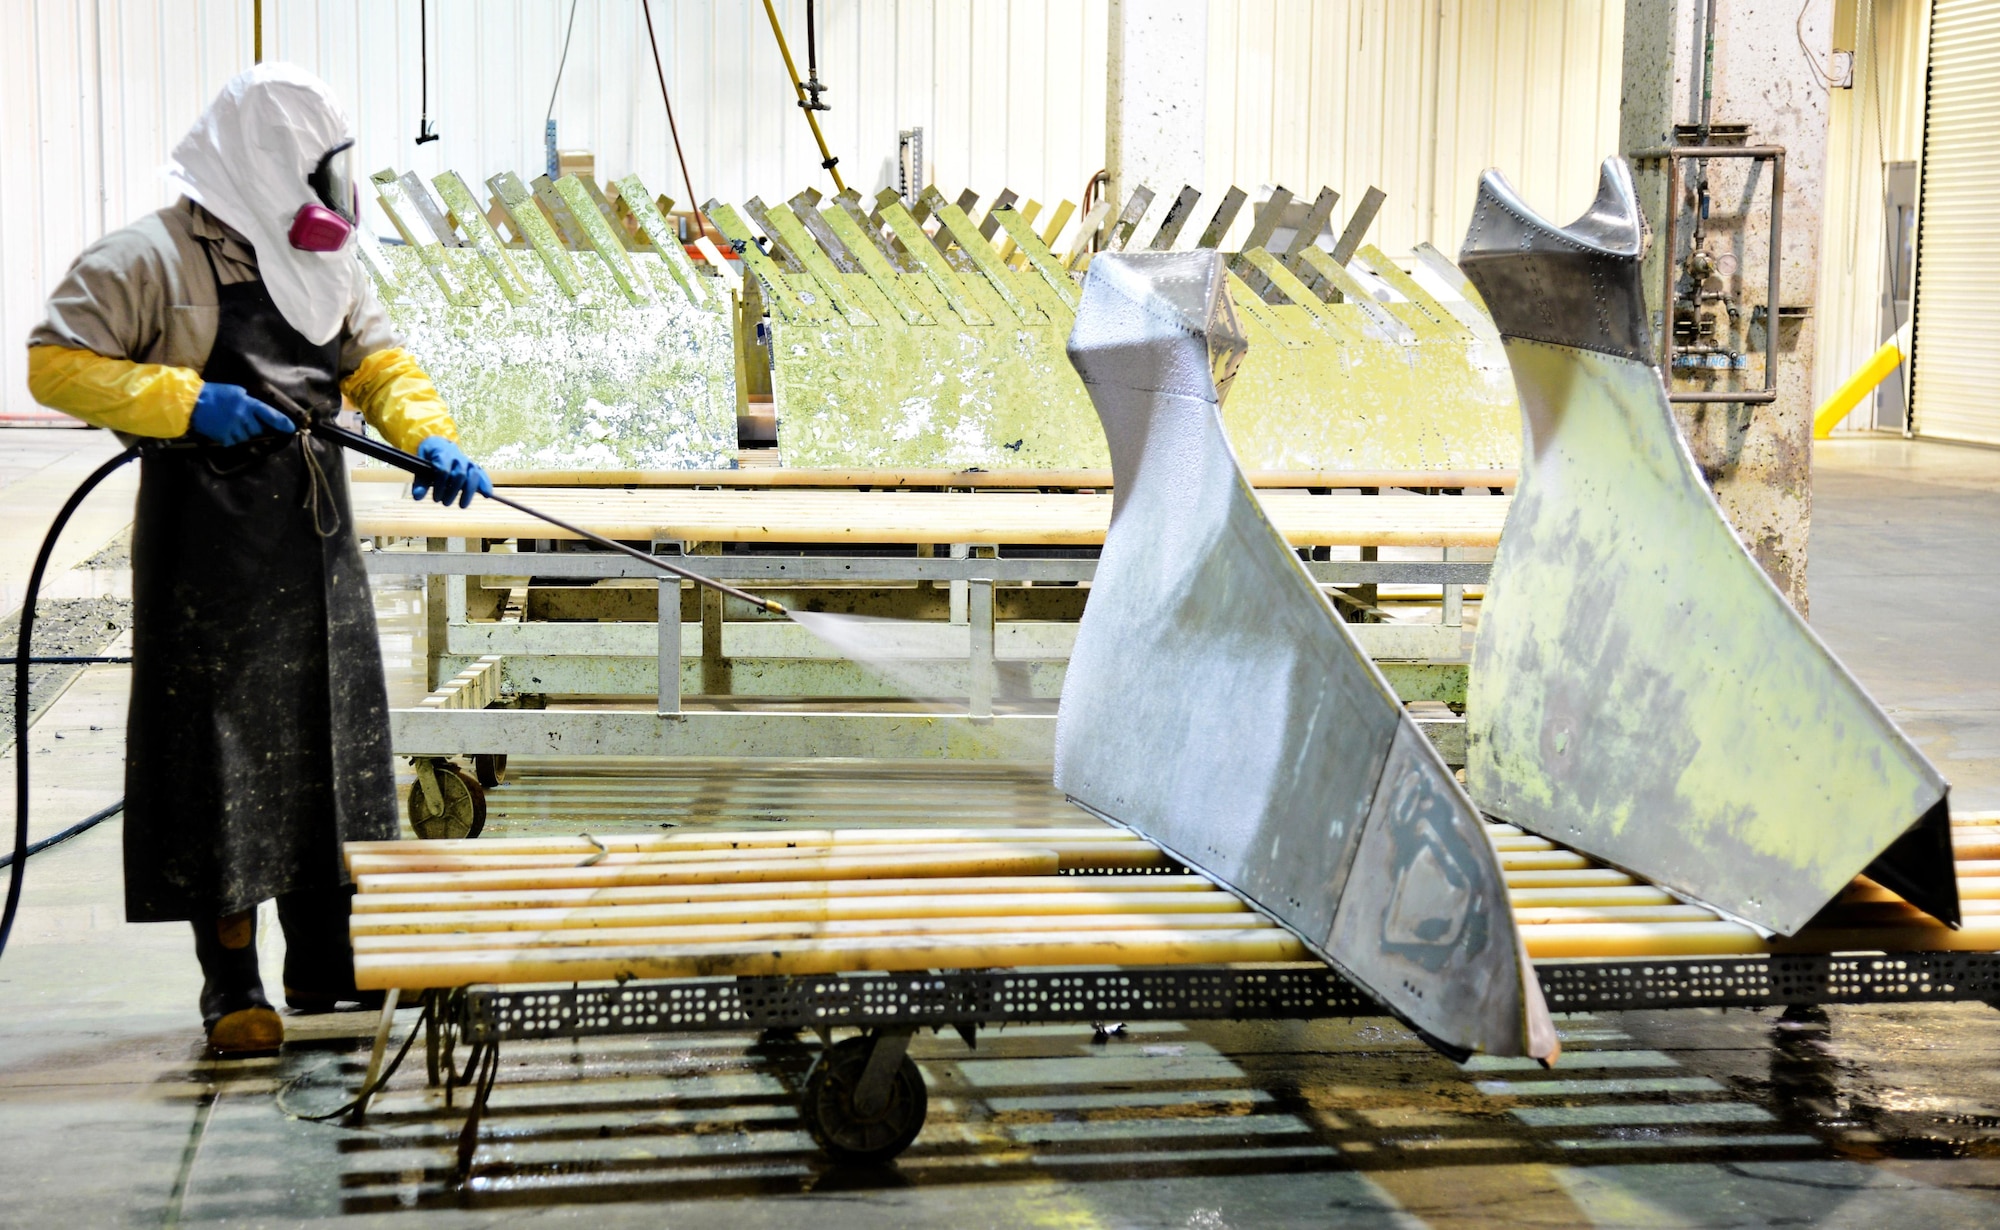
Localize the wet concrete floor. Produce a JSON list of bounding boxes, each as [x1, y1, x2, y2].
[[1, 432, 1998, 1227]]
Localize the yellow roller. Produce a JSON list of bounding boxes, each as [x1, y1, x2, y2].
[[1770, 918, 2000, 955], [1487, 834, 1558, 852], [1496, 851, 1593, 872], [1511, 905, 1720, 926], [348, 874, 1222, 914], [348, 825, 1144, 863], [1809, 899, 2000, 926], [346, 838, 1165, 877], [1507, 886, 1678, 908], [350, 889, 1251, 936], [352, 910, 1275, 953], [1519, 922, 1765, 959], [1949, 833, 2000, 860], [1503, 869, 1638, 889], [353, 927, 1315, 990], [1840, 876, 2000, 903], [354, 847, 1062, 894]]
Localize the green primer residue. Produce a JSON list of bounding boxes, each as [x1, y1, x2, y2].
[[374, 241, 736, 470], [763, 214, 1519, 472]]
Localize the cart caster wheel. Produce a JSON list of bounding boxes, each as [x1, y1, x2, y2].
[[802, 1035, 927, 1165], [410, 761, 486, 840], [473, 753, 508, 789]]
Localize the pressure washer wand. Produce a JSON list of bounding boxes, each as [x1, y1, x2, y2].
[[312, 423, 788, 616]]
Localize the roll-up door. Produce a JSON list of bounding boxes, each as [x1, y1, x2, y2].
[[1912, 0, 2000, 443]]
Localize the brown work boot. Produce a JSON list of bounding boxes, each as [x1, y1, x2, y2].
[[193, 910, 283, 1055]]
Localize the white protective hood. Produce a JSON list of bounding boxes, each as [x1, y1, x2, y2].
[[167, 63, 357, 346]]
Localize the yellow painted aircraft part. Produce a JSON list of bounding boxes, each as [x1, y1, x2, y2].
[[1467, 343, 1945, 934], [430, 171, 532, 305], [365, 171, 738, 470], [757, 194, 1520, 473]]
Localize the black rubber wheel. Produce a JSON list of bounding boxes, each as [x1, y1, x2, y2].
[[409, 761, 487, 840], [473, 753, 508, 789], [801, 1035, 927, 1165]]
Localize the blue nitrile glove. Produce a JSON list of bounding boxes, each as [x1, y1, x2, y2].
[[413, 436, 493, 509], [188, 382, 296, 447]]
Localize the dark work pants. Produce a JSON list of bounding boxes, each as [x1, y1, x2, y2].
[[191, 884, 359, 995]]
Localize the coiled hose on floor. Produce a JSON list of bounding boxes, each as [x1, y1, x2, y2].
[[1, 442, 145, 962]]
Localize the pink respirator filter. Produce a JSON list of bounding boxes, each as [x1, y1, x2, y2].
[[288, 203, 353, 252]]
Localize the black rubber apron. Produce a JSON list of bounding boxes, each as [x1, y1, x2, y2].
[[124, 246, 398, 922]]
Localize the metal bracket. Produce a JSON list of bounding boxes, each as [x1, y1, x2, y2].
[[411, 757, 444, 813], [968, 578, 996, 718], [1630, 144, 1784, 404], [350, 987, 403, 1120], [852, 1026, 915, 1117]]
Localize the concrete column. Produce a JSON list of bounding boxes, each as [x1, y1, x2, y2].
[[1106, 0, 1207, 207], [1622, 0, 1831, 611]]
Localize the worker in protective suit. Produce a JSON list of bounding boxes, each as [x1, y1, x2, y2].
[[25, 64, 491, 1054]]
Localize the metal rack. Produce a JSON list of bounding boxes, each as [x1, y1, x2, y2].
[[407, 951, 2000, 1180], [365, 545, 1488, 764]]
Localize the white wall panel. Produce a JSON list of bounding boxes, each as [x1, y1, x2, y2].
[[1909, 0, 2000, 444], [1813, 0, 1929, 431], [1199, 0, 1625, 254]]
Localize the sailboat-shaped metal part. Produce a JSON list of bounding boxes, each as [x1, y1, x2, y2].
[[1460, 158, 1955, 937], [1054, 251, 1558, 1063]]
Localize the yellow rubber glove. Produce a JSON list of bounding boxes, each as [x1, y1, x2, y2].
[[26, 344, 203, 437], [341, 347, 460, 456]]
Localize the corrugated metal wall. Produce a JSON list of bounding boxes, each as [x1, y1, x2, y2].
[[1814, 0, 1930, 433], [1909, 0, 2000, 444], [0, 0, 1111, 423], [4, 0, 1633, 424], [1201, 0, 1626, 253]]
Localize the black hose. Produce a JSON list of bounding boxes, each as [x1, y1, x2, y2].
[[2, 442, 145, 963], [806, 0, 820, 88], [0, 799, 123, 871], [274, 996, 430, 1123]]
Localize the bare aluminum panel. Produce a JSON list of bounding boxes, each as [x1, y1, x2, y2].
[[1460, 159, 1955, 936], [1054, 250, 1555, 1061]]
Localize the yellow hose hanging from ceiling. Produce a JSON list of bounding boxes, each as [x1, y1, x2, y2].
[[760, 0, 846, 193]]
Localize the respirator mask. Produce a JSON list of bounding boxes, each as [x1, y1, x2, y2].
[[289, 138, 357, 252]]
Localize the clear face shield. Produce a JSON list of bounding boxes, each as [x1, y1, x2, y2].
[[291, 138, 357, 252], [308, 139, 358, 222]]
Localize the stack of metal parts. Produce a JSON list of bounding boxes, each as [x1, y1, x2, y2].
[[361, 168, 739, 470], [718, 181, 1521, 472], [359, 167, 1518, 476]]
